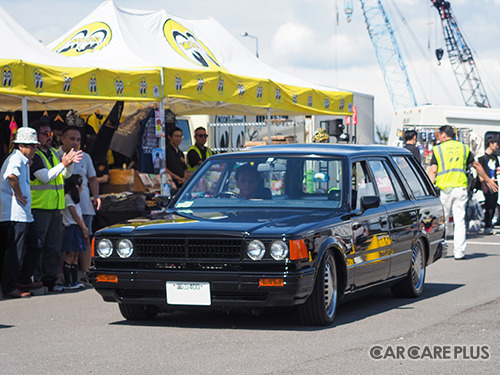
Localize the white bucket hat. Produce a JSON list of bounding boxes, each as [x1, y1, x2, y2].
[[13, 127, 40, 145]]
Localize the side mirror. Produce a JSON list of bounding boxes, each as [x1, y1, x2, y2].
[[360, 195, 380, 211], [155, 195, 172, 210]]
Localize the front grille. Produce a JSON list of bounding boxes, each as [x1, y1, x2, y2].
[[135, 238, 243, 260]]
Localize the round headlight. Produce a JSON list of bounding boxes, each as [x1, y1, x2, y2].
[[247, 240, 266, 260], [117, 239, 134, 258], [270, 241, 289, 260], [97, 239, 113, 258]]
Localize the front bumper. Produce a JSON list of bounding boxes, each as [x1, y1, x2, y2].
[[88, 266, 316, 309]]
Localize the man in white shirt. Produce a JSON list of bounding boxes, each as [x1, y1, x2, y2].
[[1, 128, 40, 298]]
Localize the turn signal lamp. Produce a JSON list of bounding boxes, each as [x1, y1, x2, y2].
[[289, 239, 309, 260], [259, 278, 284, 287], [96, 274, 118, 283]]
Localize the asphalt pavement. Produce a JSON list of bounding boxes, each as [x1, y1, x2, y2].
[[1, 232, 499, 374]]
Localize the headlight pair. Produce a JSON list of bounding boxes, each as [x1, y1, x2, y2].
[[247, 240, 288, 261], [96, 239, 134, 258]]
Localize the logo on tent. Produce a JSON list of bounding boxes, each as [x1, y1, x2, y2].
[[324, 98, 330, 109], [197, 75, 205, 94], [256, 83, 263, 102], [54, 22, 112, 56], [218, 75, 224, 95], [274, 87, 282, 103], [175, 74, 182, 93], [139, 77, 147, 97], [307, 94, 313, 107], [2, 66, 13, 89], [89, 74, 98, 95], [115, 77, 124, 96], [163, 19, 223, 70], [62, 73, 72, 94], [237, 81, 245, 98], [33, 69, 44, 92], [292, 92, 298, 104]]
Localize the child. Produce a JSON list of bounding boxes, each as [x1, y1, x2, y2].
[[61, 174, 88, 289]]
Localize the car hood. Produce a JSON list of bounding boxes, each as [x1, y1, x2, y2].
[[96, 208, 344, 238]]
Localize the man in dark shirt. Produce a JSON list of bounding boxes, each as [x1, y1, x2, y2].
[[165, 126, 187, 188], [187, 127, 213, 172], [403, 130, 421, 163], [478, 136, 499, 234]]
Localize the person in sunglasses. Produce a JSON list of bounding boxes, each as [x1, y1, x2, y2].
[[187, 127, 213, 172], [28, 121, 82, 292]]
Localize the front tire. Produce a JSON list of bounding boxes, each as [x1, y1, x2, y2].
[[298, 251, 338, 326], [391, 239, 426, 298], [119, 304, 159, 321]]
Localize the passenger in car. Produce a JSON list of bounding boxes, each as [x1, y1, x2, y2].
[[235, 164, 272, 199]]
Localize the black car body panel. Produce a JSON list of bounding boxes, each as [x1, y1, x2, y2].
[[89, 144, 446, 323]]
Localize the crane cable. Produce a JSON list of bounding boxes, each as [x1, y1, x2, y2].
[[386, 0, 456, 104]]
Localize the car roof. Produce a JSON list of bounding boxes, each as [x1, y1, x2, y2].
[[211, 143, 411, 158]]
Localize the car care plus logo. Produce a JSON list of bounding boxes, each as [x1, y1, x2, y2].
[[54, 22, 112, 56], [62, 73, 72, 94], [163, 19, 222, 70]]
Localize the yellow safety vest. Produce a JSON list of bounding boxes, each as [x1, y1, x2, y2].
[[31, 148, 65, 210], [433, 140, 469, 190], [187, 145, 213, 172]]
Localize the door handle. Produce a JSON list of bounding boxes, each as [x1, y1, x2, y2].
[[379, 217, 388, 227]]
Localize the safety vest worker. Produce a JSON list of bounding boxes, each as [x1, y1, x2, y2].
[[30, 148, 65, 210], [433, 139, 469, 190], [187, 144, 213, 172]]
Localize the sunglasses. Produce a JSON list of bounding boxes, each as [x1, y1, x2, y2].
[[41, 131, 53, 138], [196, 134, 208, 138]]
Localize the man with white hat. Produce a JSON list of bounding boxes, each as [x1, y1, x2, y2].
[[1, 127, 40, 298]]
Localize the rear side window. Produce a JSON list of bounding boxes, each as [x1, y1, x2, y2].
[[392, 156, 431, 198]]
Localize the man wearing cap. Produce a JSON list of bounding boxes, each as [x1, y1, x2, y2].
[[29, 121, 82, 291], [1, 127, 40, 298]]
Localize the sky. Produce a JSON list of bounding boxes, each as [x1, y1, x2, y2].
[[2, 0, 500, 131]]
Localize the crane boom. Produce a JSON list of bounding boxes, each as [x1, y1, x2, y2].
[[358, 0, 418, 110], [431, 0, 490, 107]]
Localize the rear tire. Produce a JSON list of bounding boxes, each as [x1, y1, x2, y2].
[[298, 251, 338, 326], [391, 239, 426, 298], [119, 304, 159, 321]]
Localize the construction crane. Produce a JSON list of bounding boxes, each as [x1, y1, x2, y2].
[[431, 0, 491, 108], [357, 0, 418, 110]]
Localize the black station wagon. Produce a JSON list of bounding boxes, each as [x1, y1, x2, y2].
[[90, 144, 446, 326]]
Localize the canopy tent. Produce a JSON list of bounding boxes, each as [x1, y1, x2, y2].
[[0, 4, 162, 118], [48, 0, 353, 117]]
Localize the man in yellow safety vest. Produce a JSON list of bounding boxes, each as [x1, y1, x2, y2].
[[29, 121, 82, 291], [427, 125, 498, 260], [187, 127, 213, 172]]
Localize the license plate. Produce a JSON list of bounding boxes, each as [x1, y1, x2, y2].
[[166, 281, 211, 306]]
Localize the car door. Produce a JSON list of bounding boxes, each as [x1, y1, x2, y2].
[[367, 158, 418, 279], [350, 159, 391, 289]]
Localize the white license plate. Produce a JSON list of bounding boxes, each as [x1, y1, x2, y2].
[[166, 281, 211, 306]]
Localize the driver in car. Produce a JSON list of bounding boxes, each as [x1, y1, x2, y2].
[[235, 164, 259, 199]]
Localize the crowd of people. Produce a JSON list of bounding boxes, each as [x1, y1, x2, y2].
[[0, 121, 101, 298], [404, 126, 499, 261], [0, 121, 212, 299]]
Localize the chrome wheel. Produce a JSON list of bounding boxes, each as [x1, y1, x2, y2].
[[324, 259, 337, 318], [391, 239, 426, 298], [410, 241, 425, 292]]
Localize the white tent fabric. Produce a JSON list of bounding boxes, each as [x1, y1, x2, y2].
[[48, 0, 353, 116]]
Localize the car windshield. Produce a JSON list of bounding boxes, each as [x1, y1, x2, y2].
[[174, 155, 345, 209]]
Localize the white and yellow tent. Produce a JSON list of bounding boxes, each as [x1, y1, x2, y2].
[[0, 4, 161, 118], [48, 0, 353, 117]]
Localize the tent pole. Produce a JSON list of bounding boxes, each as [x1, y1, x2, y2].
[[159, 68, 170, 196], [22, 97, 28, 127], [266, 107, 272, 145]]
